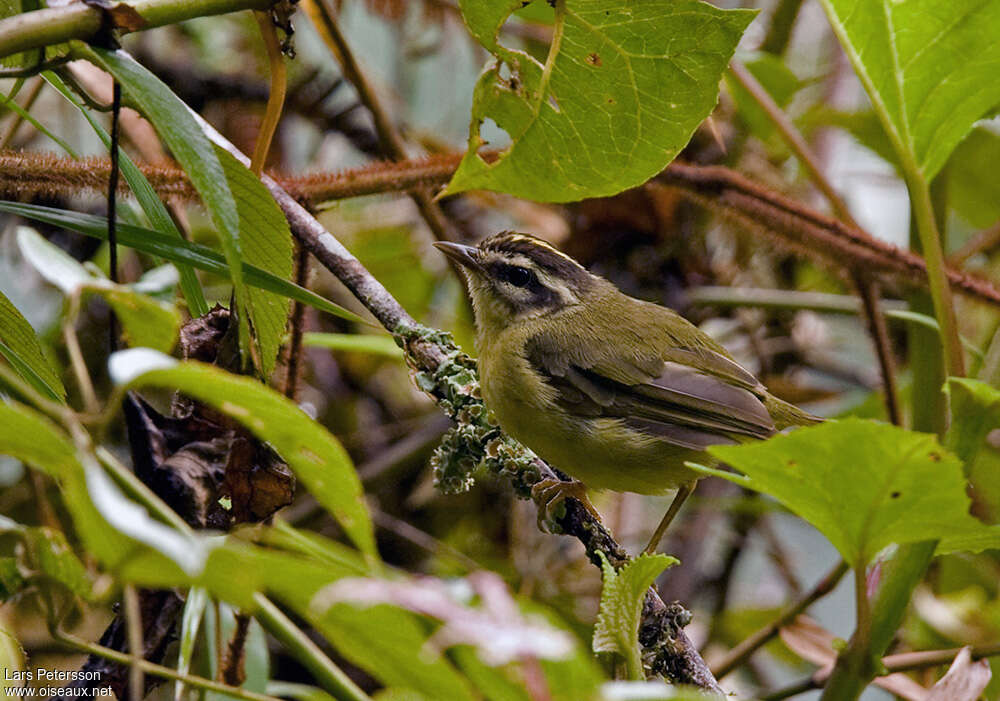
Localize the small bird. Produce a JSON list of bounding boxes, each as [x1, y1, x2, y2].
[[435, 232, 818, 553]]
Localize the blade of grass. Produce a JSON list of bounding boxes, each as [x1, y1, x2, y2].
[[0, 200, 364, 324], [43, 70, 209, 316]]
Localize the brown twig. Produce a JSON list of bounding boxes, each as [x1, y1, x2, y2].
[[300, 0, 460, 241], [948, 219, 1000, 267], [220, 614, 251, 686], [728, 60, 900, 425], [711, 560, 848, 679], [761, 641, 1000, 700], [4, 149, 997, 311], [282, 242, 310, 399], [653, 164, 1000, 306]]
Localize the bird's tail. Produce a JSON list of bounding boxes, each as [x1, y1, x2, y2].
[[765, 393, 824, 430]]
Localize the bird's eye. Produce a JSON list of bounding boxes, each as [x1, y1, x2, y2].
[[504, 266, 532, 287]]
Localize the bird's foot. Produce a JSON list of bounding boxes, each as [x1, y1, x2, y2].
[[530, 478, 602, 533]]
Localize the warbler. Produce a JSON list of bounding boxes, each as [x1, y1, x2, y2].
[[435, 232, 818, 552]]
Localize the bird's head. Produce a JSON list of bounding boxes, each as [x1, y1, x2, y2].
[[434, 232, 597, 330]]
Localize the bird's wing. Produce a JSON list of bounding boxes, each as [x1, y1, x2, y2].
[[526, 326, 775, 451]]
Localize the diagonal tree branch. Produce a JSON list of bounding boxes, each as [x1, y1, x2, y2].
[[186, 90, 725, 695]]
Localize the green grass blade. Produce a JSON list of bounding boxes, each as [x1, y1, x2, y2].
[[0, 201, 363, 324]]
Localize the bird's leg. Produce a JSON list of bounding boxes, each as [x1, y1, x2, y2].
[[643, 481, 696, 555], [531, 478, 602, 532]]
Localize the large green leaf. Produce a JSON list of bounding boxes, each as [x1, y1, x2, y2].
[[17, 227, 180, 353], [592, 553, 677, 680], [42, 70, 209, 317], [0, 201, 362, 324], [0, 289, 64, 401], [818, 0, 1000, 180], [705, 419, 1000, 567], [444, 0, 754, 202], [109, 350, 376, 558], [81, 47, 252, 363], [216, 147, 293, 380]]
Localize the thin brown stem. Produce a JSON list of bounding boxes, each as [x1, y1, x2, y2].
[[282, 242, 309, 398], [62, 294, 99, 414], [728, 59, 900, 425], [250, 10, 286, 177], [0, 77, 43, 148], [8, 149, 996, 308], [220, 614, 250, 687], [851, 273, 901, 425], [123, 585, 144, 701], [729, 60, 854, 225], [762, 641, 1000, 700], [948, 219, 1000, 267], [299, 0, 460, 241], [711, 560, 848, 679], [54, 630, 285, 701]]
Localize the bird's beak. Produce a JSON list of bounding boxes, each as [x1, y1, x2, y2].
[[433, 241, 482, 271]]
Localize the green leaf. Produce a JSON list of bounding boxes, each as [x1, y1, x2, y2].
[[303, 333, 403, 360], [0, 400, 133, 566], [17, 227, 180, 352], [0, 201, 362, 324], [119, 539, 475, 700], [109, 350, 376, 558], [0, 558, 24, 600], [445, 0, 755, 202], [0, 289, 64, 401], [81, 47, 252, 364], [42, 70, 209, 317], [592, 553, 677, 680], [949, 127, 1000, 230], [216, 146, 293, 380], [946, 378, 1000, 468], [818, 0, 1000, 180], [707, 419, 1000, 567], [0, 516, 93, 599]]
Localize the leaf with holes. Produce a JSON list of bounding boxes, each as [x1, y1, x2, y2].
[[818, 0, 1000, 180], [445, 0, 755, 202], [706, 419, 1000, 568]]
